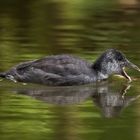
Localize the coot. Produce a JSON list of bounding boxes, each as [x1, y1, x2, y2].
[[0, 49, 139, 86]]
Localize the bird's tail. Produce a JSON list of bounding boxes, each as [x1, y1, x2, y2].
[[0, 72, 6, 78]]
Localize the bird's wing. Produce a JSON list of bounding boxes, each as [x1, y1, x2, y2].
[[16, 55, 91, 76], [32, 55, 91, 76]]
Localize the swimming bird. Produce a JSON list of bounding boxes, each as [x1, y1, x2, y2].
[[0, 49, 139, 86]]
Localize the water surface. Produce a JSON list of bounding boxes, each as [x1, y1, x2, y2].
[[0, 0, 140, 140]]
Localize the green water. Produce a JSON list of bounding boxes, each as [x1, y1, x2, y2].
[[0, 0, 140, 140]]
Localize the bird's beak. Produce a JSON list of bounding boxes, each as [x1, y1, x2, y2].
[[126, 60, 140, 72]]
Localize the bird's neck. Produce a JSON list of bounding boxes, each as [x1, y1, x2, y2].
[[92, 63, 109, 81], [96, 71, 109, 81]]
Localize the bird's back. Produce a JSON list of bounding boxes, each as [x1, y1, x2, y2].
[[30, 55, 92, 76]]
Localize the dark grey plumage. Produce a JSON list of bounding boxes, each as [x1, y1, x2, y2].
[[0, 49, 139, 86]]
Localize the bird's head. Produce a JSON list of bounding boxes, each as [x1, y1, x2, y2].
[[93, 49, 140, 81]]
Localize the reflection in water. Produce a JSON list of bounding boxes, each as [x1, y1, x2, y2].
[[92, 84, 140, 118], [14, 82, 140, 118]]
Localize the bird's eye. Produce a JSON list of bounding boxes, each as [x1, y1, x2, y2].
[[116, 53, 124, 61], [118, 56, 123, 61]]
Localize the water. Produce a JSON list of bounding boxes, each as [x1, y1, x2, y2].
[[0, 0, 140, 140]]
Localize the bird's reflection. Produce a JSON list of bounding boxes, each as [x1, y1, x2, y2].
[[92, 84, 139, 118], [14, 82, 140, 118]]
